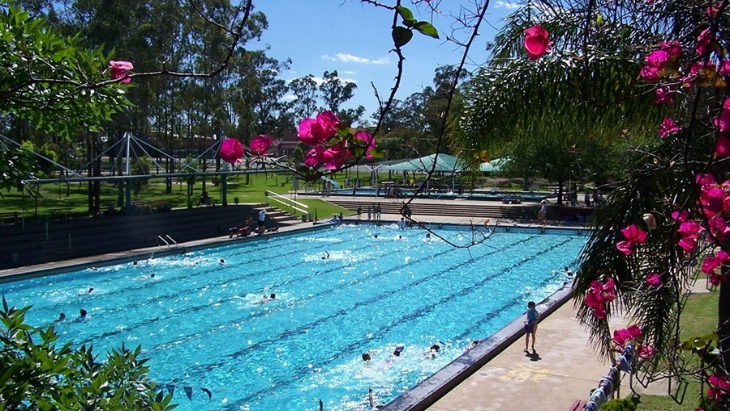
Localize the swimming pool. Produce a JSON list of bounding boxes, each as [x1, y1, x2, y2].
[[0, 224, 586, 411]]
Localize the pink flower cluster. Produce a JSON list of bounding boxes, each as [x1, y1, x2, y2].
[[708, 374, 730, 403], [639, 41, 682, 83], [298, 111, 375, 171], [109, 61, 134, 84], [584, 277, 616, 319], [698, 173, 730, 242], [612, 325, 656, 359], [615, 224, 647, 256], [714, 99, 730, 157], [701, 249, 729, 286]]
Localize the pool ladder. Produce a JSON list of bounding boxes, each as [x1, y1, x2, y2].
[[156, 235, 178, 248]]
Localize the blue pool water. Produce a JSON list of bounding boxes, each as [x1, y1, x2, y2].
[[0, 224, 586, 411]]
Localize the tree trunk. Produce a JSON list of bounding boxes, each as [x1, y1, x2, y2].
[[719, 274, 730, 371]]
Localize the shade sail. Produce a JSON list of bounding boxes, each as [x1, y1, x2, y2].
[[479, 157, 509, 173], [385, 154, 466, 173]]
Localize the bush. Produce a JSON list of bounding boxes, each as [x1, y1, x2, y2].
[[0, 297, 176, 410], [598, 398, 637, 411]]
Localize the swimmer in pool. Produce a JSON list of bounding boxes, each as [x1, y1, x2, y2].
[[258, 293, 276, 304], [75, 308, 88, 322], [425, 344, 440, 359]]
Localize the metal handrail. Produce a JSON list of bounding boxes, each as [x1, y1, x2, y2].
[[156, 235, 178, 248], [156, 235, 169, 247], [265, 190, 309, 215]]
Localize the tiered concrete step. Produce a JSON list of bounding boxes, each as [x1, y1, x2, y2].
[[324, 199, 538, 220]]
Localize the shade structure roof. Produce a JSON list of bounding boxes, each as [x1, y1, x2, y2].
[[385, 154, 466, 173]]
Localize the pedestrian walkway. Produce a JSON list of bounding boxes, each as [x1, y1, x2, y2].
[[422, 278, 710, 411]]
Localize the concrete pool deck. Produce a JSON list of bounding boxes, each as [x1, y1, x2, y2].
[[0, 213, 686, 411]]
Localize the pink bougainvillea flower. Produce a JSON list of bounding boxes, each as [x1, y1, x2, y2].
[[627, 324, 642, 338], [612, 325, 642, 347], [322, 143, 350, 171], [720, 60, 730, 76], [707, 3, 722, 17], [304, 146, 326, 167], [298, 111, 341, 146], [645, 50, 669, 68], [661, 41, 683, 59], [640, 65, 660, 83], [697, 28, 714, 55], [660, 117, 681, 138], [708, 215, 730, 242], [616, 224, 647, 255], [671, 210, 689, 222], [316, 111, 340, 135], [298, 118, 328, 146], [646, 272, 661, 287], [249, 135, 273, 156], [616, 241, 634, 256], [701, 251, 729, 275], [677, 220, 703, 253], [715, 99, 730, 133], [637, 345, 656, 359], [715, 135, 730, 158], [109, 60, 134, 84], [584, 277, 616, 319], [354, 130, 376, 159], [701, 186, 725, 218], [612, 328, 632, 346], [655, 87, 675, 104], [524, 25, 550, 60], [622, 225, 647, 244], [592, 305, 607, 319], [220, 137, 244, 164]]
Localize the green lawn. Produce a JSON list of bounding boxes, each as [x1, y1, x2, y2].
[[0, 172, 350, 220], [631, 287, 718, 410]]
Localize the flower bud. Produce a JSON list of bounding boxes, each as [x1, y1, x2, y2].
[[643, 213, 657, 230]]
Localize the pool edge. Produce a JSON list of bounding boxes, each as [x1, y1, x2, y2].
[[378, 285, 575, 411]]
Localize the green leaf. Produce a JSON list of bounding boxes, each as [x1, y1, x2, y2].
[[392, 26, 413, 48], [396, 6, 414, 21], [414, 21, 439, 39]]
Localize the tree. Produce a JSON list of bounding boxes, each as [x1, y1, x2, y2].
[[0, 298, 176, 410], [458, 0, 730, 409]]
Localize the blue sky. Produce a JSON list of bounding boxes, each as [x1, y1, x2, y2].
[[255, 0, 520, 122]]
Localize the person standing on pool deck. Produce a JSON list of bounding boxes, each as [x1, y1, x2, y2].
[[257, 208, 266, 235], [375, 203, 382, 222], [524, 301, 539, 353]]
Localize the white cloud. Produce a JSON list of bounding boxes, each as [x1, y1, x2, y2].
[[495, 1, 521, 9], [285, 75, 357, 86], [321, 53, 390, 65], [342, 70, 357, 75]]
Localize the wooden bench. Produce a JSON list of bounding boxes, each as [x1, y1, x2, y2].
[[151, 199, 170, 212], [568, 399, 587, 411]]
